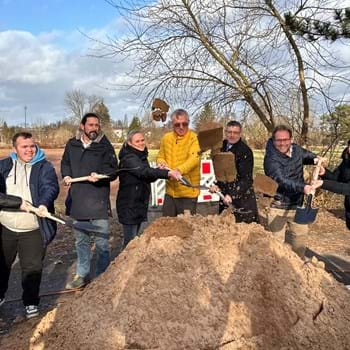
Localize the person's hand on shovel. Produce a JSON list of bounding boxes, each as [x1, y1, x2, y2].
[[223, 194, 233, 206], [37, 205, 49, 217], [167, 169, 181, 180], [209, 185, 233, 205], [304, 184, 314, 194], [63, 176, 72, 186], [209, 184, 219, 193], [87, 172, 101, 183], [20, 201, 48, 217], [20, 200, 32, 212]]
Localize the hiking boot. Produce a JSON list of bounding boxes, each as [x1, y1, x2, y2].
[[0, 297, 5, 307], [25, 305, 39, 319], [66, 275, 89, 290]]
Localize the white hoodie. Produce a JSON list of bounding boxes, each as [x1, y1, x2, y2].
[[0, 159, 39, 232]]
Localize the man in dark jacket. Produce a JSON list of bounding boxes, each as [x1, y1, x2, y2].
[[0, 132, 59, 319], [211, 121, 258, 223], [61, 112, 118, 289], [264, 125, 319, 258]]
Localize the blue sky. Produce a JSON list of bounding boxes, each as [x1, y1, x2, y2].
[[0, 0, 116, 34], [1, 0, 350, 127], [0, 0, 142, 126]]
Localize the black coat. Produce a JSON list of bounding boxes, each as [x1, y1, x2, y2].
[[321, 148, 350, 229], [61, 134, 118, 220], [0, 193, 22, 209], [116, 143, 169, 225], [264, 138, 316, 209], [217, 139, 258, 223]]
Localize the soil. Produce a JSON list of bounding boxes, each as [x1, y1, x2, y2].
[[1, 209, 350, 350]]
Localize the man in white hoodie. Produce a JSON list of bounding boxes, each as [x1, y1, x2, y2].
[[0, 132, 59, 319]]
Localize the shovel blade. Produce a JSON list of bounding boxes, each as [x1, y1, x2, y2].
[[294, 206, 319, 224], [197, 127, 223, 152], [254, 174, 278, 197]]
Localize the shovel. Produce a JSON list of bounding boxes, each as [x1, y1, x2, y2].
[[67, 174, 110, 184], [66, 167, 141, 184], [26, 203, 102, 231], [197, 127, 223, 152], [213, 188, 252, 215], [294, 162, 323, 225], [253, 174, 279, 197], [178, 178, 251, 215]]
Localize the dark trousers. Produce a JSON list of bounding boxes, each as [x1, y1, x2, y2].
[[0, 226, 45, 306], [122, 224, 141, 249], [162, 194, 197, 217]]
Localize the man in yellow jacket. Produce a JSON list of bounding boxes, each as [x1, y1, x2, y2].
[[157, 109, 200, 216]]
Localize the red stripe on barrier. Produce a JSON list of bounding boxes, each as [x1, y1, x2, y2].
[[202, 162, 211, 174], [203, 194, 212, 200]]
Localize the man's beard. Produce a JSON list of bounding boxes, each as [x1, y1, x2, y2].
[[86, 131, 98, 141]]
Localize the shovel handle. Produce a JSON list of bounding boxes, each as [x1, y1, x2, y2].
[[309, 161, 323, 195], [67, 174, 109, 183], [25, 202, 66, 225], [305, 193, 313, 208], [45, 212, 66, 225]]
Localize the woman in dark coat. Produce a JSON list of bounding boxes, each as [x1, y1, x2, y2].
[[319, 141, 350, 229], [116, 130, 178, 248]]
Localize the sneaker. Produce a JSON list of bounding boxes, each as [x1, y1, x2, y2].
[[25, 305, 39, 319], [0, 297, 5, 307], [65, 275, 89, 290]]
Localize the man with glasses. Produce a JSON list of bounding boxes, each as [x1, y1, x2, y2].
[[157, 109, 200, 216], [264, 125, 320, 258], [210, 121, 258, 223]]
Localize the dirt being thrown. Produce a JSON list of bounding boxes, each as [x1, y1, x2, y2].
[[2, 213, 350, 349]]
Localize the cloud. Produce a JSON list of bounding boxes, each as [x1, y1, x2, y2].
[[0, 27, 144, 126]]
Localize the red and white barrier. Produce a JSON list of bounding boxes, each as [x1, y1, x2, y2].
[[150, 160, 219, 206]]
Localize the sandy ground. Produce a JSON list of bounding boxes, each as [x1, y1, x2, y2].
[[1, 212, 350, 349]]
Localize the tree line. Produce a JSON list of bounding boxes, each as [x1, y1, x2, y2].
[[1, 88, 349, 153]]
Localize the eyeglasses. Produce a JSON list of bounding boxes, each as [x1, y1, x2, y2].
[[274, 138, 291, 143], [225, 130, 240, 135], [173, 122, 189, 128]]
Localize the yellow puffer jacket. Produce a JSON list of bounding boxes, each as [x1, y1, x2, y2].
[[157, 130, 200, 198]]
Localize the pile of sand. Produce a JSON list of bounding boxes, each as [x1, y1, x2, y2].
[[2, 213, 350, 349]]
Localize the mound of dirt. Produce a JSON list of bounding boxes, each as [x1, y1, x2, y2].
[[2, 213, 350, 349]]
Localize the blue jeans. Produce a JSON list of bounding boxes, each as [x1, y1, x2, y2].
[[74, 219, 110, 278], [122, 224, 141, 249]]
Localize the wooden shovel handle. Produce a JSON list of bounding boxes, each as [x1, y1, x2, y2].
[[25, 202, 40, 215], [25, 202, 66, 225], [310, 159, 324, 195], [67, 174, 109, 183], [312, 163, 322, 182]]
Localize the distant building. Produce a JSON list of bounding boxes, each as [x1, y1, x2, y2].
[[113, 128, 127, 140]]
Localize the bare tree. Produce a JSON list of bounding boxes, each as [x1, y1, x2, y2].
[[64, 89, 102, 124], [97, 0, 350, 144]]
